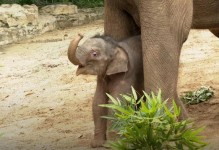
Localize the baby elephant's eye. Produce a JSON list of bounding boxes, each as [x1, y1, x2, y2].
[[92, 51, 97, 57], [90, 49, 99, 57]]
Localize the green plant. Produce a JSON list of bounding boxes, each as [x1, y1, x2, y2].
[[0, 0, 104, 7], [100, 88, 207, 150], [71, 0, 103, 8], [19, 0, 34, 5], [181, 86, 214, 105], [0, 0, 33, 5]]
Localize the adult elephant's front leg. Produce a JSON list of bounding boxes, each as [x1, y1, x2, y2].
[[104, 0, 139, 40], [90, 77, 108, 148], [210, 28, 219, 38], [139, 0, 193, 119]]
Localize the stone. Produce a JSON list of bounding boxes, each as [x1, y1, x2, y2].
[[0, 4, 103, 46], [9, 12, 28, 27], [0, 21, 7, 27], [56, 14, 79, 29], [23, 4, 39, 25], [40, 5, 55, 14], [23, 5, 38, 13], [53, 5, 78, 15], [38, 15, 56, 33], [0, 4, 39, 27], [6, 18, 18, 27], [1, 4, 10, 8], [0, 9, 8, 23], [40, 4, 78, 15]]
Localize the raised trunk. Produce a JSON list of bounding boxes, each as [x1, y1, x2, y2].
[[67, 34, 84, 65]]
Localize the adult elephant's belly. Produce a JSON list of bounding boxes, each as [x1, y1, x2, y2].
[[192, 0, 219, 29]]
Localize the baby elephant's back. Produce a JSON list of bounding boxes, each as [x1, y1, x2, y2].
[[119, 35, 142, 66], [118, 35, 144, 95]]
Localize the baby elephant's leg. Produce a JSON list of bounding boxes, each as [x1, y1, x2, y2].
[[91, 77, 108, 148], [107, 80, 132, 140]]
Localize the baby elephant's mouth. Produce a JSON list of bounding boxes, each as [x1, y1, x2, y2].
[[76, 64, 98, 76], [76, 65, 84, 76], [78, 65, 84, 68]]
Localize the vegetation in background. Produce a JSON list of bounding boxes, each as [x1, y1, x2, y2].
[[0, 0, 104, 8], [181, 86, 214, 105], [19, 0, 33, 5], [100, 88, 207, 150], [71, 0, 103, 8], [0, 0, 33, 5]]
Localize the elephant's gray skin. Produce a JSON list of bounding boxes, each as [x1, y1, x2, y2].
[[68, 34, 144, 147], [193, 0, 219, 38], [104, 0, 219, 127], [78, 0, 219, 147]]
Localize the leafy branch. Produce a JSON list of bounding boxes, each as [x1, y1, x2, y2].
[[100, 87, 207, 150], [181, 86, 214, 105]]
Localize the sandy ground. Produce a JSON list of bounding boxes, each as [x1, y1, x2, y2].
[[0, 20, 218, 150]]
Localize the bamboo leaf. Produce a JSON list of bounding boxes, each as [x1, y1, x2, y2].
[[131, 86, 138, 100], [106, 93, 118, 105], [102, 88, 207, 149]]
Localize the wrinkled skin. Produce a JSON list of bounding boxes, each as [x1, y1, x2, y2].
[[84, 0, 219, 147], [68, 0, 219, 147], [104, 0, 219, 126], [68, 35, 143, 147]]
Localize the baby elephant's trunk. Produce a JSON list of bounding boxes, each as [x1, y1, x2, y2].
[[68, 33, 84, 65]]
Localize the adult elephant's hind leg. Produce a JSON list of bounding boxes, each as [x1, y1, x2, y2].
[[139, 0, 193, 119], [210, 28, 219, 38]]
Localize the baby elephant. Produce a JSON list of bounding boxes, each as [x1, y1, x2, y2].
[[68, 34, 144, 148]]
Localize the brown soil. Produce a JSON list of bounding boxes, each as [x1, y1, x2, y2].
[[0, 20, 218, 150]]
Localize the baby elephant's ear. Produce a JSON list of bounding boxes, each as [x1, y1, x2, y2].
[[106, 47, 128, 75]]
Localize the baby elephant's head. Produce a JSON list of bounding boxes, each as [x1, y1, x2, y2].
[[68, 34, 129, 76]]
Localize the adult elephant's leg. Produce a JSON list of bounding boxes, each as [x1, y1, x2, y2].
[[104, 0, 139, 40], [139, 0, 193, 119], [209, 28, 219, 38], [90, 77, 108, 148]]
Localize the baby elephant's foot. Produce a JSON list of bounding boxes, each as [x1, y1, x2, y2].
[[90, 138, 106, 148]]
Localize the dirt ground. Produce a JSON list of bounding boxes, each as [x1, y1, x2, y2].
[[0, 20, 218, 150]]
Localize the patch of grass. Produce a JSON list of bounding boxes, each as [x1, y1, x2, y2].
[[100, 87, 207, 150], [181, 86, 214, 105]]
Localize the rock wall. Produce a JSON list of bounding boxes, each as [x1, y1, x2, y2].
[[0, 4, 103, 46], [0, 4, 38, 27], [0, 4, 56, 46], [39, 5, 103, 29]]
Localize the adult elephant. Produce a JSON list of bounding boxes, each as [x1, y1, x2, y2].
[[104, 0, 219, 121], [193, 0, 219, 37]]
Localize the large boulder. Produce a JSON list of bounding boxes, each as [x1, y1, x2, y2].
[[0, 4, 38, 27], [0, 4, 103, 45], [38, 15, 57, 33], [40, 4, 78, 15], [23, 4, 39, 25], [0, 4, 56, 46]]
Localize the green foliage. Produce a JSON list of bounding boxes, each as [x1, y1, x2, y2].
[[100, 87, 207, 150], [0, 0, 104, 7], [181, 86, 214, 105], [71, 0, 103, 8], [19, 0, 34, 5], [0, 0, 33, 5]]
